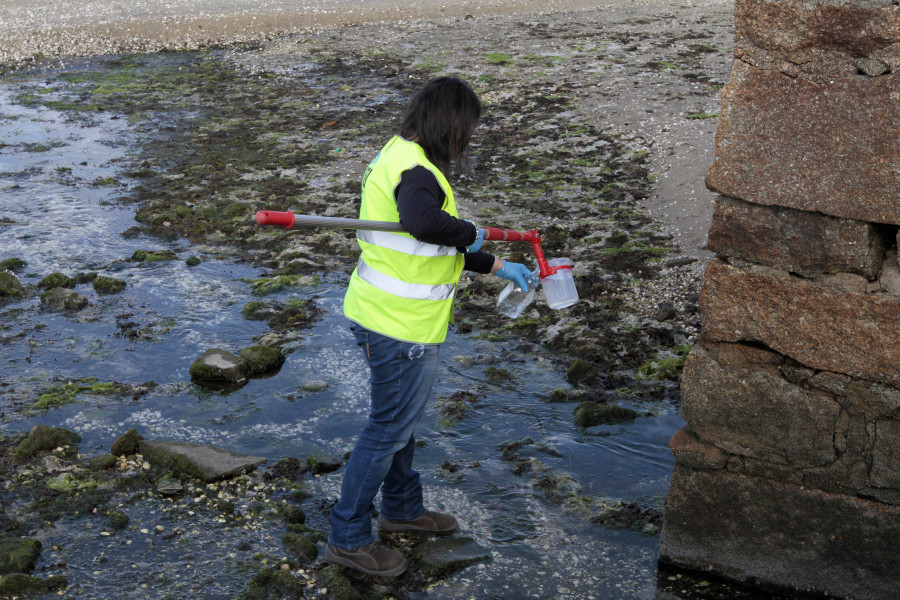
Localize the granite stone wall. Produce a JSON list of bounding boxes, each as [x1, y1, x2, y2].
[[658, 1, 900, 598]]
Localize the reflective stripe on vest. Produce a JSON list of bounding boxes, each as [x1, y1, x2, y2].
[[355, 259, 457, 301], [356, 230, 456, 258]]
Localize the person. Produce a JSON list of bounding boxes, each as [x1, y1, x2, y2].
[[325, 76, 535, 577]]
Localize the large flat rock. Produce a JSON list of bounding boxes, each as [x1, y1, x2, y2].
[[140, 440, 266, 482]]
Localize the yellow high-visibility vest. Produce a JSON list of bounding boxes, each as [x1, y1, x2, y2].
[[343, 136, 465, 344]]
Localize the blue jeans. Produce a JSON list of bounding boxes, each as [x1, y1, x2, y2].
[[328, 322, 441, 550]]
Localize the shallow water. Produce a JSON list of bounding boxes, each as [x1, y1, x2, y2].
[[0, 60, 696, 599]]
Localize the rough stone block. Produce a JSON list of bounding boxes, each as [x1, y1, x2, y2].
[[669, 427, 728, 471], [700, 259, 900, 385], [734, 0, 900, 80], [660, 467, 900, 600], [873, 419, 900, 489], [708, 196, 888, 278], [705, 61, 900, 225], [681, 343, 840, 467]]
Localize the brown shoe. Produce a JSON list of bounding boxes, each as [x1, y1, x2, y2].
[[324, 541, 408, 577], [377, 510, 459, 535]]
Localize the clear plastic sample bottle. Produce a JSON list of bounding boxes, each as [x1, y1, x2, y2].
[[496, 270, 541, 318]]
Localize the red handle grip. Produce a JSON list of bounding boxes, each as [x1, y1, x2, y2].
[[483, 227, 537, 242], [255, 210, 295, 228]]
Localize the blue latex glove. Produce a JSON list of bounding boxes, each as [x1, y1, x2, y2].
[[465, 227, 486, 253], [496, 261, 537, 291]]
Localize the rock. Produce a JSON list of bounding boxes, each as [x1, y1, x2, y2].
[[89, 454, 118, 471], [0, 573, 67, 595], [14, 425, 81, 460], [681, 343, 841, 468], [565, 358, 597, 386], [131, 249, 177, 262], [317, 564, 362, 600], [139, 440, 266, 482], [39, 287, 89, 311], [664, 257, 696, 268], [268, 570, 304, 598], [185, 256, 201, 266], [0, 258, 26, 272], [655, 302, 676, 321], [189, 348, 250, 384], [668, 428, 728, 471], [92, 275, 126, 294], [660, 466, 900, 600], [299, 381, 329, 393], [408, 536, 491, 577], [306, 453, 341, 475], [733, 0, 899, 79], [573, 402, 637, 428], [37, 272, 73, 289], [239, 344, 285, 375], [282, 504, 306, 525], [546, 388, 578, 403], [706, 61, 900, 225], [106, 510, 129, 530], [241, 300, 277, 321], [872, 419, 900, 489], [281, 533, 317, 562], [708, 196, 888, 279], [263, 457, 309, 481], [243, 567, 304, 600], [0, 271, 25, 299], [155, 474, 184, 496], [111, 428, 143, 457], [699, 259, 900, 386], [0, 537, 41, 574]]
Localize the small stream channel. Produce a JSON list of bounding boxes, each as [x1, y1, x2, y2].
[[0, 53, 756, 600]]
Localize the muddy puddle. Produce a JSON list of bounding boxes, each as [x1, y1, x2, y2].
[[0, 45, 776, 599]]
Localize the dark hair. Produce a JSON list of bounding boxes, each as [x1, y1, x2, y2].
[[400, 77, 482, 176]]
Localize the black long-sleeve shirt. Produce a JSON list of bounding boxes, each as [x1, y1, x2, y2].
[[395, 166, 495, 274]]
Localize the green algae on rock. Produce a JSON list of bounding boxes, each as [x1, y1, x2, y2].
[[281, 504, 306, 525], [0, 537, 41, 574], [316, 565, 362, 600], [110, 427, 143, 456], [0, 258, 26, 272], [0, 271, 26, 299], [91, 274, 126, 294], [239, 344, 285, 375], [39, 287, 89, 311], [281, 533, 317, 562], [131, 249, 178, 262], [106, 509, 130, 530], [14, 425, 81, 460], [37, 272, 74, 289], [189, 348, 250, 383], [573, 402, 638, 428], [0, 573, 67, 596], [33, 379, 134, 411]]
